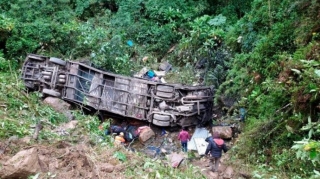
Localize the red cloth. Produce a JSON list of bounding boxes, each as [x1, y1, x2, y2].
[[178, 130, 190, 142], [137, 126, 149, 134], [213, 138, 224, 146]]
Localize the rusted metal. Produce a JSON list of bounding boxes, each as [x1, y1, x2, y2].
[[21, 54, 214, 127]]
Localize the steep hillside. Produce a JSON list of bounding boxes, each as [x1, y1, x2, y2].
[[0, 0, 319, 178]]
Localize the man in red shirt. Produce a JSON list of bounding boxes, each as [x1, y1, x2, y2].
[[178, 127, 191, 152]]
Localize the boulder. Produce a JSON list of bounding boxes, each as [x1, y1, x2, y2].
[[138, 127, 155, 143], [212, 126, 233, 139], [223, 166, 234, 179], [218, 163, 227, 173], [208, 171, 219, 178], [100, 163, 114, 173], [168, 153, 184, 168], [43, 97, 74, 120], [0, 148, 43, 179], [61, 120, 78, 130], [159, 61, 172, 72]]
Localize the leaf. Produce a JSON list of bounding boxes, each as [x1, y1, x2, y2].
[[314, 170, 320, 175], [208, 14, 226, 26], [155, 171, 161, 179], [308, 128, 314, 139], [143, 161, 154, 168], [291, 69, 301, 75], [285, 125, 294, 133], [310, 149, 317, 159], [315, 70, 320, 77], [113, 151, 127, 162]]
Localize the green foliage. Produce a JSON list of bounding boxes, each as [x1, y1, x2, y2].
[[113, 151, 127, 162], [2, 0, 80, 58], [178, 14, 228, 64], [0, 52, 11, 71], [0, 14, 14, 40], [125, 156, 205, 178], [1, 0, 320, 177], [164, 65, 197, 85], [0, 71, 65, 138]]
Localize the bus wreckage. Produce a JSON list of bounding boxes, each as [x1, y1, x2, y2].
[[21, 54, 214, 127]]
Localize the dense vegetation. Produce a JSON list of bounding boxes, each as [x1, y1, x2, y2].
[[0, 0, 319, 178]]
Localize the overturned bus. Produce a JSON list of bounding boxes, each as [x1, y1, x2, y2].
[[21, 54, 214, 127]]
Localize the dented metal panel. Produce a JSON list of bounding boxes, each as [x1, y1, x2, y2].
[[21, 54, 214, 127]]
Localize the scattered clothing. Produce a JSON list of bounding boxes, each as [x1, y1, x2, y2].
[[178, 128, 191, 152], [161, 128, 167, 136], [114, 132, 126, 145], [125, 125, 139, 142], [110, 125, 125, 135]]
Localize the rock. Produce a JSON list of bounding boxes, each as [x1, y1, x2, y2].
[[44, 97, 70, 111], [208, 170, 219, 178], [159, 61, 172, 72], [168, 153, 185, 168], [0, 148, 43, 179], [20, 136, 32, 144], [43, 97, 74, 120], [223, 166, 234, 179], [62, 120, 78, 130], [100, 163, 114, 173], [138, 127, 155, 143], [239, 171, 252, 179], [218, 163, 227, 173], [212, 126, 233, 139], [114, 164, 125, 172], [145, 148, 157, 158]]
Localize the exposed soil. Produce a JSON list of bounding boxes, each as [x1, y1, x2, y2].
[[0, 119, 248, 179]]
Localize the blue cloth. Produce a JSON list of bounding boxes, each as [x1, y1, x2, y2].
[[161, 128, 167, 136], [205, 137, 228, 157], [110, 125, 125, 134], [127, 40, 134, 47], [181, 141, 188, 152], [147, 70, 155, 78]]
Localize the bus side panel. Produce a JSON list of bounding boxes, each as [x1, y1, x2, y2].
[[127, 80, 149, 120], [111, 78, 129, 115]]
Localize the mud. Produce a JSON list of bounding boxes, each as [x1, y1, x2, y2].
[[0, 118, 247, 179]]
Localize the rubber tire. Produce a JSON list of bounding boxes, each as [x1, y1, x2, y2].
[[28, 55, 45, 61], [156, 91, 173, 98], [153, 119, 170, 126], [42, 71, 52, 76], [157, 85, 174, 92], [153, 114, 171, 121], [49, 57, 66, 66], [42, 89, 61, 97]]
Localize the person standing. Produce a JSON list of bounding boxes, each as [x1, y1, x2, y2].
[[205, 132, 228, 172], [178, 127, 191, 152], [239, 108, 246, 122]]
